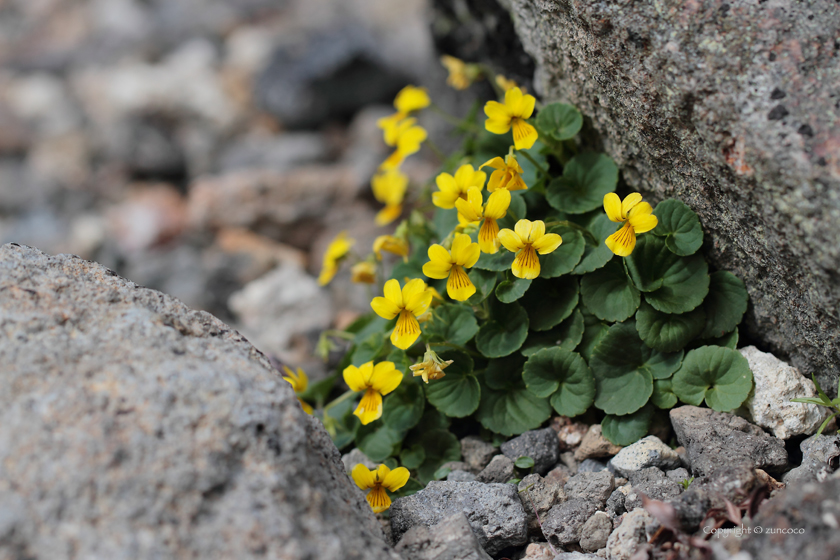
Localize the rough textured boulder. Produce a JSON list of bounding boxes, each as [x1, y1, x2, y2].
[[0, 244, 399, 560], [496, 0, 840, 392]]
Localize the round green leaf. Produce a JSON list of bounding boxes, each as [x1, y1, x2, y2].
[[399, 443, 426, 469], [520, 276, 579, 331], [573, 214, 615, 274], [590, 322, 654, 415], [541, 229, 585, 278], [635, 301, 706, 353], [651, 378, 678, 409], [416, 429, 461, 483], [468, 268, 498, 304], [601, 405, 655, 446], [514, 456, 536, 469], [476, 301, 530, 358], [382, 380, 425, 432], [546, 153, 619, 214], [475, 250, 516, 271], [625, 235, 709, 313], [496, 276, 532, 303], [523, 347, 595, 417], [536, 103, 583, 141], [357, 424, 404, 462], [520, 309, 585, 357], [652, 199, 704, 256], [352, 331, 385, 366], [425, 304, 480, 346], [433, 207, 460, 240], [578, 312, 610, 361], [476, 383, 552, 436], [425, 351, 481, 418], [672, 346, 753, 411], [640, 345, 684, 380], [485, 354, 526, 390], [700, 271, 748, 339], [580, 260, 640, 322]]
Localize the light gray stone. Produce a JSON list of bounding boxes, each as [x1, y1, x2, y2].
[[783, 434, 840, 484], [501, 427, 561, 475], [476, 454, 515, 484], [542, 498, 596, 547], [394, 512, 493, 560], [740, 346, 829, 439], [390, 481, 528, 555], [608, 436, 681, 477], [579, 511, 612, 553], [448, 470, 478, 483], [623, 468, 682, 512], [461, 436, 498, 472], [665, 468, 691, 485], [517, 473, 566, 536], [0, 244, 398, 560], [564, 471, 615, 510], [605, 508, 655, 560]]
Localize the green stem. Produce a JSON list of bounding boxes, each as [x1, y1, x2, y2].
[[323, 330, 355, 341], [323, 389, 357, 414], [517, 149, 550, 178], [430, 104, 482, 134]]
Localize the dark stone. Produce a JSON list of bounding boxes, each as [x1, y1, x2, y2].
[[475, 455, 515, 483], [542, 498, 597, 547], [564, 471, 615, 510], [623, 467, 683, 511], [767, 104, 789, 120], [500, 427, 560, 475]]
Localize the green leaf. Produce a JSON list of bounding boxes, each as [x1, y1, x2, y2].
[[546, 153, 619, 214], [476, 300, 530, 358], [589, 321, 683, 415], [652, 199, 704, 256], [514, 456, 536, 469], [520, 309, 585, 357], [419, 407, 450, 431], [520, 276, 579, 331], [672, 346, 754, 411], [468, 268, 498, 304], [541, 228, 585, 278], [523, 347, 595, 417], [416, 429, 461, 483], [580, 259, 640, 322], [425, 304, 480, 346], [573, 214, 615, 274], [651, 378, 678, 409], [818, 413, 839, 435], [352, 331, 385, 366], [352, 315, 390, 344], [700, 271, 748, 339], [625, 235, 709, 314], [636, 301, 706, 353], [433, 207, 460, 240], [382, 380, 425, 432], [578, 312, 610, 361], [484, 354, 526, 390], [425, 350, 481, 417], [790, 397, 830, 407], [298, 373, 337, 405], [399, 444, 426, 469], [323, 398, 359, 450], [386, 348, 413, 375], [357, 424, 404, 462], [601, 405, 655, 446], [476, 382, 552, 436], [496, 276, 532, 303], [474, 250, 516, 272], [434, 466, 452, 480], [536, 103, 583, 141]]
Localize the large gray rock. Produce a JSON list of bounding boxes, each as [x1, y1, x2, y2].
[[0, 244, 398, 560], [394, 513, 493, 560], [389, 481, 528, 555], [501, 0, 840, 393]]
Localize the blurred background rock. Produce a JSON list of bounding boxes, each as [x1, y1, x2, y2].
[[0, 0, 480, 380]]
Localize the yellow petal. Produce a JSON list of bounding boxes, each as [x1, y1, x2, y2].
[[370, 361, 403, 395], [504, 87, 524, 112], [484, 100, 512, 122], [427, 243, 453, 265], [402, 278, 428, 304], [621, 193, 643, 217], [366, 485, 392, 513], [527, 220, 546, 243], [603, 192, 624, 222], [450, 233, 472, 260], [486, 169, 503, 192], [391, 310, 421, 349], [605, 222, 636, 257], [447, 265, 476, 301], [517, 92, 536, 119], [533, 232, 562, 255], [354, 388, 383, 425], [478, 218, 501, 253], [432, 190, 459, 210], [480, 157, 506, 171], [453, 164, 478, 188], [394, 85, 430, 113], [352, 464, 375, 489], [384, 279, 403, 307], [404, 285, 433, 316], [455, 193, 482, 223], [483, 189, 510, 219], [374, 464, 391, 483], [371, 296, 400, 320], [498, 228, 525, 252], [628, 212, 658, 234], [299, 398, 314, 415], [452, 236, 480, 267], [511, 119, 538, 150], [514, 219, 533, 241], [396, 126, 427, 155], [383, 466, 411, 492], [485, 118, 512, 135], [512, 245, 540, 279], [343, 364, 368, 392], [423, 260, 453, 279]]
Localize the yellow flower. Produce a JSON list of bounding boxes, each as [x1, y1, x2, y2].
[[351, 261, 377, 284], [455, 187, 511, 254], [373, 234, 409, 260], [343, 360, 403, 425], [377, 86, 431, 146], [318, 231, 354, 286], [282, 366, 314, 415], [484, 87, 538, 150], [498, 219, 563, 279], [422, 233, 480, 301], [371, 169, 408, 225], [603, 193, 659, 257], [409, 347, 453, 383], [495, 75, 521, 92], [440, 55, 481, 90], [432, 164, 487, 209], [352, 463, 410, 513], [371, 278, 434, 349], [380, 118, 427, 170], [481, 153, 528, 192]]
